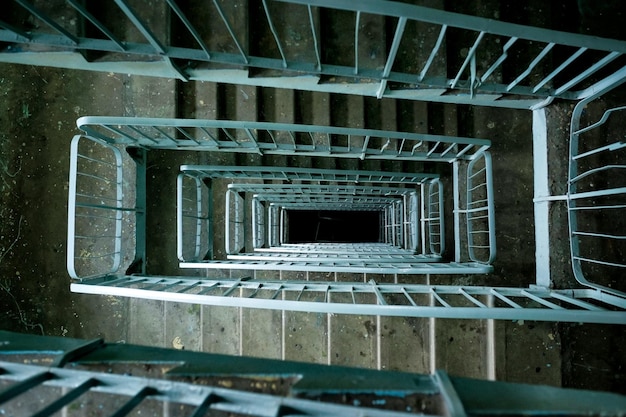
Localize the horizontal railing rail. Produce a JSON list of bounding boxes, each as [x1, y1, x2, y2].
[[228, 183, 419, 196], [71, 276, 626, 324], [76, 116, 490, 162], [180, 259, 491, 274], [181, 165, 438, 185], [2, 1, 626, 107]]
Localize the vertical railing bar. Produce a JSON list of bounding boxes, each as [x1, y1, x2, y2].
[[177, 281, 202, 293], [165, 0, 211, 60], [506, 42, 555, 91], [360, 135, 370, 160], [152, 126, 179, 145], [262, 0, 288, 68], [267, 130, 279, 148], [490, 288, 522, 309], [549, 291, 605, 311], [426, 141, 441, 157], [521, 290, 564, 310], [127, 125, 159, 144], [158, 280, 184, 292], [113, 0, 166, 54], [66, 0, 126, 51], [188, 393, 220, 417], [430, 288, 451, 308], [381, 17, 407, 78], [354, 11, 361, 75], [376, 16, 407, 98], [197, 282, 220, 295], [440, 143, 457, 157], [0, 19, 32, 41], [532, 46, 587, 92], [296, 286, 305, 301], [199, 127, 220, 145], [380, 138, 391, 153], [31, 378, 99, 417], [0, 371, 54, 404], [368, 280, 387, 305], [96, 125, 138, 144], [419, 24, 447, 81], [484, 152, 496, 264], [410, 140, 423, 155], [244, 128, 259, 145], [15, 0, 78, 44], [401, 287, 418, 306], [554, 51, 621, 96], [139, 279, 166, 291], [175, 126, 202, 144], [109, 387, 158, 417], [212, 0, 249, 64], [451, 31, 485, 89], [101, 277, 139, 287], [308, 5, 322, 71], [223, 281, 242, 297], [221, 127, 241, 146], [480, 36, 517, 83], [456, 143, 475, 159], [247, 285, 261, 299], [397, 138, 406, 155], [458, 288, 486, 308]]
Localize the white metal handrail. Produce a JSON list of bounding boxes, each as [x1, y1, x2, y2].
[[71, 276, 626, 324]]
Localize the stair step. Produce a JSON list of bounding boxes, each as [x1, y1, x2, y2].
[[202, 304, 241, 354], [433, 318, 491, 379], [241, 299, 283, 359], [283, 304, 328, 364]]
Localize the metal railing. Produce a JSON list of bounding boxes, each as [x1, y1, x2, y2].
[[67, 135, 146, 279], [3, 331, 624, 416], [69, 116, 498, 278], [180, 164, 438, 184], [242, 184, 417, 250], [426, 179, 445, 256], [0, 360, 424, 417], [75, 116, 490, 162], [177, 171, 212, 262], [465, 151, 496, 264], [568, 76, 626, 297], [176, 165, 450, 273], [67, 136, 125, 280], [65, 126, 626, 322], [2, 1, 626, 108], [252, 197, 266, 249], [71, 276, 626, 324]]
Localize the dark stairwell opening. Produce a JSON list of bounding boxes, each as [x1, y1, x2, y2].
[[286, 210, 381, 243]]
